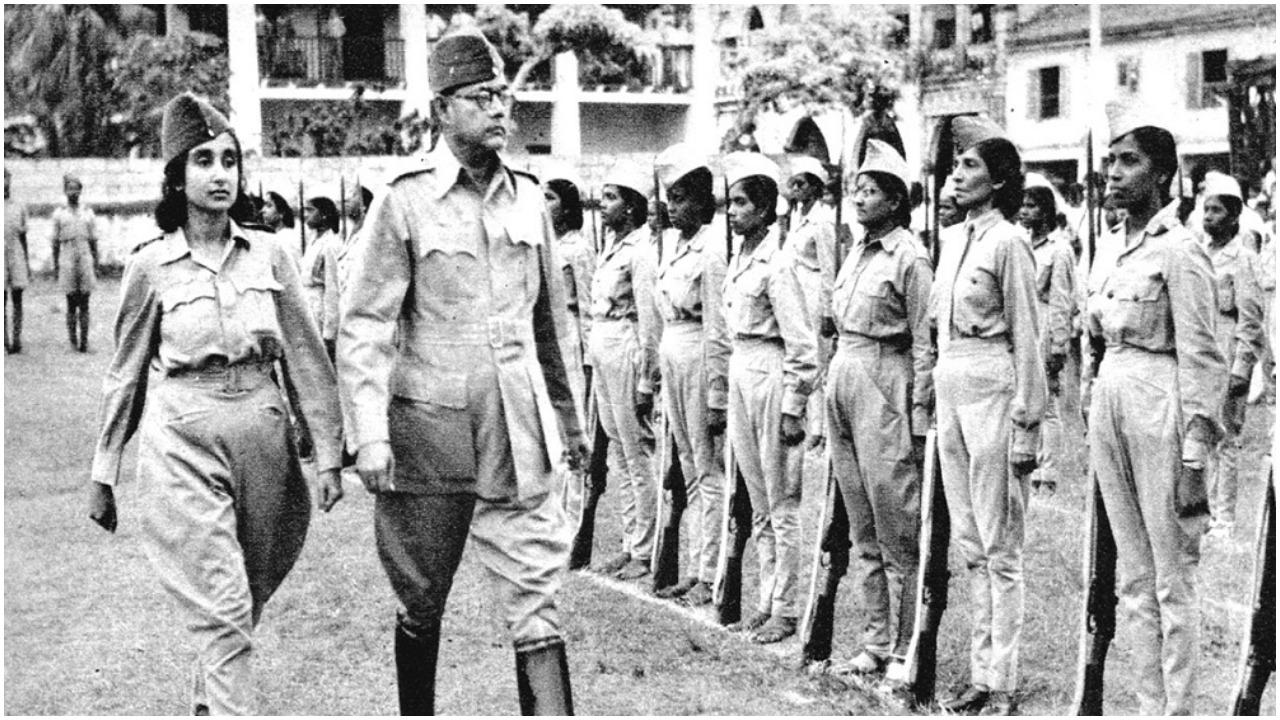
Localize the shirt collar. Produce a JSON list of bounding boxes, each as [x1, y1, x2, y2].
[[861, 225, 905, 254], [1141, 199, 1183, 238], [157, 221, 252, 265], [429, 142, 516, 202], [732, 225, 780, 276], [964, 207, 1004, 240]]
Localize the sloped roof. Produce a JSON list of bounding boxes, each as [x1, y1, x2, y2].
[[1013, 4, 1275, 48]]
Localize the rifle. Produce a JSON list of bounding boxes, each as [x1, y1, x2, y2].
[[799, 123, 853, 662], [711, 172, 754, 624], [1071, 130, 1121, 716], [340, 175, 347, 240], [902, 427, 950, 707], [799, 469, 851, 662], [298, 179, 307, 256], [569, 190, 610, 571], [899, 116, 953, 706], [569, 416, 609, 570], [1230, 463, 1275, 715]]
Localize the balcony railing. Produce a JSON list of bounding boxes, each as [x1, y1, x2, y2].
[[258, 36, 405, 86]]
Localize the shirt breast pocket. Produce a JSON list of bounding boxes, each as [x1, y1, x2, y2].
[[954, 267, 1002, 335], [1113, 271, 1165, 335], [732, 272, 771, 331], [230, 272, 284, 338], [1217, 272, 1236, 315], [418, 221, 482, 306], [160, 280, 220, 356]]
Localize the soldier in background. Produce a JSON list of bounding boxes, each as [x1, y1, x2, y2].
[[650, 143, 730, 606], [1019, 179, 1077, 496], [5, 168, 30, 354], [52, 173, 99, 352], [337, 32, 586, 715], [1196, 171, 1264, 540]]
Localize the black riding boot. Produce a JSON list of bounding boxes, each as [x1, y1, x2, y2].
[[515, 638, 573, 715], [395, 616, 441, 716]]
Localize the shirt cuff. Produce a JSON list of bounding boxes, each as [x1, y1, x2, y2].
[[781, 388, 808, 419], [1011, 425, 1040, 457], [90, 450, 122, 487]]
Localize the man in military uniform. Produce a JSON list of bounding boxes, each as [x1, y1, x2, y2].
[[337, 32, 588, 715]]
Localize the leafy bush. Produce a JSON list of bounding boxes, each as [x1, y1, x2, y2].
[[111, 31, 229, 158]]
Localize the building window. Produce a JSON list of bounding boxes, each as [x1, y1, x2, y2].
[[970, 5, 994, 44], [1117, 57, 1140, 93], [934, 16, 955, 49], [1028, 66, 1064, 120], [1188, 48, 1227, 109]]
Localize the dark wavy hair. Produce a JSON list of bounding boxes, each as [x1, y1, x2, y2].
[[1113, 126, 1179, 206], [307, 196, 340, 235], [265, 191, 295, 229], [671, 167, 716, 225], [154, 137, 256, 233], [611, 185, 649, 229], [859, 171, 911, 230], [546, 178, 584, 233], [1022, 186, 1058, 234], [733, 175, 779, 227], [971, 137, 1025, 220]]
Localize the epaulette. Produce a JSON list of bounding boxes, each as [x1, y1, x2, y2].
[[132, 235, 164, 255]]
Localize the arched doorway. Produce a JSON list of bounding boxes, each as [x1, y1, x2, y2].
[[784, 116, 829, 164]]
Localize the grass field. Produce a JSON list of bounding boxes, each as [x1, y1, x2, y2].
[[4, 278, 1275, 715]]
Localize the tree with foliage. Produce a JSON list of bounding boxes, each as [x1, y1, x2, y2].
[[4, 4, 123, 156], [111, 31, 230, 159], [472, 4, 650, 91], [723, 6, 906, 156], [265, 88, 431, 158]]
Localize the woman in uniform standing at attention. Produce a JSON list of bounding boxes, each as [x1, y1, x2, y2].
[[1083, 118, 1225, 715], [931, 118, 1045, 716], [586, 162, 659, 580], [87, 93, 344, 715], [300, 195, 341, 360], [544, 171, 594, 410], [720, 151, 817, 643], [651, 143, 731, 606], [824, 140, 933, 679]]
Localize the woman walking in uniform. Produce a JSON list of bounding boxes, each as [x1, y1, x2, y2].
[[720, 152, 817, 643], [87, 93, 344, 715], [5, 168, 31, 354], [651, 143, 731, 606], [586, 163, 659, 580], [1083, 120, 1225, 714], [824, 141, 933, 678], [52, 173, 99, 352], [931, 119, 1045, 716]]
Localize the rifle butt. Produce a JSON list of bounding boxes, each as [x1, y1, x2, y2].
[[568, 489, 600, 570]]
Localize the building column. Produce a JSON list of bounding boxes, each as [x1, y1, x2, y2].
[[550, 51, 581, 157], [226, 4, 263, 157], [955, 4, 972, 49], [920, 5, 937, 50], [908, 4, 924, 57], [685, 3, 717, 148], [164, 4, 189, 36], [401, 3, 431, 118]]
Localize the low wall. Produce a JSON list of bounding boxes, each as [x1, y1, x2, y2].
[[5, 152, 658, 273]]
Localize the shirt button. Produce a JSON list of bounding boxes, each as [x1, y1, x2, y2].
[[1106, 291, 1114, 299], [971, 325, 980, 334]]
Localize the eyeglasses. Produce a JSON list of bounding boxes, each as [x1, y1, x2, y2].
[[451, 87, 514, 108]]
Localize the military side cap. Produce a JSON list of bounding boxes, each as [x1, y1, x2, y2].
[[162, 92, 232, 165], [655, 143, 710, 192], [951, 114, 1005, 153], [787, 155, 828, 185], [1203, 171, 1242, 201], [1104, 99, 1169, 144], [430, 32, 503, 95], [856, 139, 910, 190], [1024, 171, 1067, 209], [724, 151, 780, 189], [603, 161, 652, 198]]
